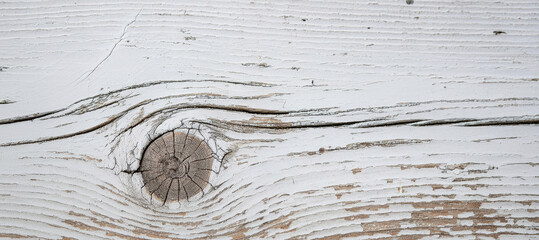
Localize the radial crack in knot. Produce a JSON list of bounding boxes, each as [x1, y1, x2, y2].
[[140, 131, 213, 203]]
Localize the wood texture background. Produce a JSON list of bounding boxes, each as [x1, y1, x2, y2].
[[1, 0, 538, 239]]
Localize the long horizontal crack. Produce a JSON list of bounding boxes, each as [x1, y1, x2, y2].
[[411, 118, 476, 126], [109, 104, 306, 145], [0, 109, 65, 125], [73, 79, 276, 106], [355, 119, 424, 128], [0, 79, 276, 125], [1, 104, 300, 147], [2, 102, 537, 147], [204, 119, 379, 130], [201, 116, 539, 131], [460, 117, 539, 126], [0, 113, 124, 147], [336, 97, 539, 114]]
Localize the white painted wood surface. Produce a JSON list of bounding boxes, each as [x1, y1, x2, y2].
[[1, 0, 538, 239]]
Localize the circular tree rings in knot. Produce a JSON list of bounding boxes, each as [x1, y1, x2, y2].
[[140, 131, 213, 203]]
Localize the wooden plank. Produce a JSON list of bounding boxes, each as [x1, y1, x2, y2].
[[0, 0, 538, 239]]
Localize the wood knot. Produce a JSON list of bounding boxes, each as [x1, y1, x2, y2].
[[140, 131, 213, 203]]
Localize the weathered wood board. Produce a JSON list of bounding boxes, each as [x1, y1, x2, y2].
[[1, 0, 538, 239]]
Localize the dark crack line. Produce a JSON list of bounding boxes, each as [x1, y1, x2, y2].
[[461, 118, 539, 126], [0, 79, 277, 125], [177, 178, 182, 202], [162, 178, 173, 205], [186, 174, 205, 197], [199, 116, 539, 131], [0, 109, 64, 125], [77, 8, 142, 83], [192, 167, 218, 174], [0, 112, 126, 147], [336, 97, 539, 114], [46, 96, 131, 120], [122, 168, 153, 174], [125, 152, 137, 171], [197, 119, 379, 130], [4, 104, 538, 147], [180, 128, 190, 160], [193, 174, 216, 190], [18, 79, 273, 123], [72, 79, 276, 107], [110, 104, 295, 148], [172, 131, 177, 160], [183, 181, 190, 202], [149, 177, 169, 197], [180, 137, 205, 163], [143, 172, 164, 187], [411, 118, 476, 126], [114, 104, 297, 143], [215, 151, 232, 174], [161, 135, 173, 157], [356, 119, 424, 128]]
